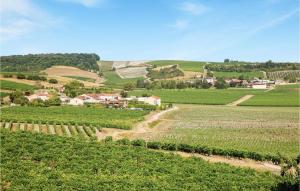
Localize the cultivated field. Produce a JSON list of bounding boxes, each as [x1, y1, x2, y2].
[[267, 70, 300, 79], [1, 106, 148, 130], [103, 71, 143, 87], [240, 84, 299, 107], [149, 60, 206, 72], [0, 80, 36, 91], [0, 130, 281, 190], [142, 104, 299, 159], [43, 66, 103, 86], [116, 67, 147, 78], [63, 76, 96, 82], [130, 89, 263, 105], [111, 60, 150, 69]]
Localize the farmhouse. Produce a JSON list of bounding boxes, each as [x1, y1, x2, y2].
[[26, 92, 50, 102], [68, 97, 84, 106], [137, 96, 161, 106], [251, 83, 267, 89], [99, 93, 120, 101]]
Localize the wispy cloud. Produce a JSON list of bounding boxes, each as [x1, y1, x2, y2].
[[0, 0, 61, 42], [179, 1, 208, 16], [169, 19, 190, 30], [57, 0, 104, 7]]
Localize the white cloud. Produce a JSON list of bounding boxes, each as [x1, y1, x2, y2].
[[169, 19, 190, 30], [0, 0, 60, 42], [57, 0, 103, 7], [179, 1, 208, 16]]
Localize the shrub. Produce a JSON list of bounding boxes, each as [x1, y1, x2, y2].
[[195, 145, 212, 155], [161, 143, 177, 151], [48, 79, 58, 84], [147, 141, 161, 149], [104, 136, 113, 143], [16, 73, 26, 79], [3, 74, 12, 78], [177, 143, 195, 153], [116, 138, 131, 145], [131, 139, 146, 147]]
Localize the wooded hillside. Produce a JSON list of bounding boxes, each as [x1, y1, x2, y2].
[[0, 53, 100, 72]]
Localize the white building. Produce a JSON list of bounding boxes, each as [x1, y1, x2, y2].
[[68, 97, 84, 106], [252, 83, 267, 89], [26, 92, 50, 102], [137, 96, 161, 106], [99, 93, 120, 101]]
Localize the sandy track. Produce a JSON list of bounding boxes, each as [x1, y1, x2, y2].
[[227, 95, 254, 106]]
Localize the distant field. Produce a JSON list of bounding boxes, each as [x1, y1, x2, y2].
[[98, 61, 113, 71], [0, 92, 9, 97], [213, 71, 264, 79], [240, 84, 299, 107], [0, 130, 280, 190], [117, 67, 147, 79], [267, 70, 300, 79], [0, 80, 36, 91], [130, 89, 263, 105], [63, 76, 96, 82], [147, 105, 299, 159], [149, 60, 206, 72], [1, 106, 148, 130], [103, 71, 143, 87]]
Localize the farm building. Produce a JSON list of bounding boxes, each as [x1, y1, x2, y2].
[[69, 97, 84, 106], [137, 96, 161, 106], [26, 92, 50, 102], [99, 93, 120, 101], [251, 83, 267, 89]]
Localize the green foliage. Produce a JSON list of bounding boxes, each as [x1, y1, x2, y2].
[[64, 80, 85, 98], [213, 71, 264, 79], [0, 80, 36, 91], [214, 77, 229, 89], [131, 139, 146, 147], [103, 71, 143, 88], [16, 73, 26, 79], [147, 65, 184, 79], [9, 91, 29, 105], [116, 138, 131, 145], [3, 74, 13, 78], [0, 130, 282, 190], [146, 141, 161, 149], [26, 75, 47, 81], [161, 143, 177, 151], [63, 76, 96, 82], [48, 78, 58, 84], [1, 53, 100, 72], [1, 106, 148, 129], [123, 83, 135, 91]]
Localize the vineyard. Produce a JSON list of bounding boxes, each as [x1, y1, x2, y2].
[[143, 104, 299, 159], [240, 84, 300, 107], [0, 80, 36, 91], [1, 129, 285, 190], [267, 70, 300, 79], [130, 89, 264, 105], [0, 106, 149, 130]]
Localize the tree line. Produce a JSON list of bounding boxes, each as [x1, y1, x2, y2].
[[0, 53, 100, 72]]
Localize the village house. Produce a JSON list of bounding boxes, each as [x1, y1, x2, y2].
[[251, 83, 267, 89], [68, 97, 84, 106], [26, 92, 50, 102], [137, 96, 161, 106], [59, 94, 70, 104]]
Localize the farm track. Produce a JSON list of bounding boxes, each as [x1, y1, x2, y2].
[[0, 121, 283, 174], [227, 95, 254, 106]]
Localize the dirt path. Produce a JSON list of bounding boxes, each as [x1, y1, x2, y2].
[[227, 95, 254, 106], [157, 150, 281, 175], [95, 106, 178, 140]]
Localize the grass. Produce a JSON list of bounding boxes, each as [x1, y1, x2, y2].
[[63, 76, 96, 82], [213, 71, 264, 79], [149, 60, 206, 72], [0, 92, 10, 97], [0, 129, 281, 190], [240, 84, 300, 107], [150, 105, 299, 158], [1, 106, 149, 130], [0, 80, 36, 91], [129, 88, 263, 105], [103, 71, 143, 88]]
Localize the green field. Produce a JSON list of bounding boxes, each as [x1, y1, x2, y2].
[[63, 76, 96, 82], [103, 71, 143, 87], [0, 130, 282, 190], [149, 105, 299, 159], [0, 92, 10, 97], [213, 71, 264, 79], [149, 60, 206, 72], [130, 89, 263, 105], [240, 84, 300, 107], [0, 106, 148, 130], [0, 80, 36, 91]]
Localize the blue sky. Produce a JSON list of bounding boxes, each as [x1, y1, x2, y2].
[[0, 0, 299, 62]]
